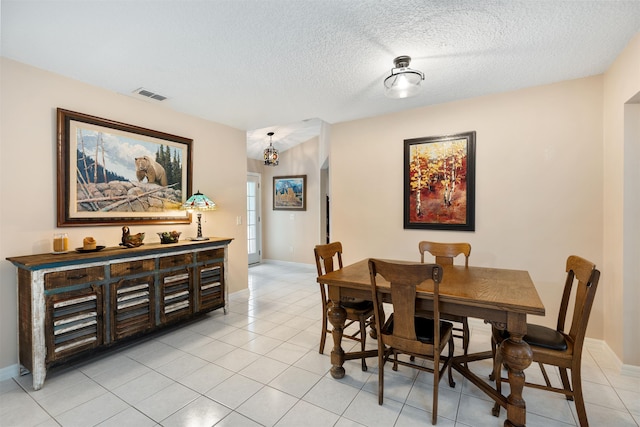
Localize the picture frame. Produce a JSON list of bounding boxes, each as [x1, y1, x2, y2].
[[56, 108, 193, 226], [404, 131, 476, 231], [273, 175, 306, 211]]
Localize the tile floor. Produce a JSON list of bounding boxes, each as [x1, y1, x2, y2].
[[1, 261, 639, 427]]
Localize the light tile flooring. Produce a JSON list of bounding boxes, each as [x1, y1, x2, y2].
[[1, 261, 639, 427]]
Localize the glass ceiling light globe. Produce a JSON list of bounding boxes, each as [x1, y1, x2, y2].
[[384, 55, 424, 99]]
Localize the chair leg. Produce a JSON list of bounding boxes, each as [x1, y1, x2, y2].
[[433, 351, 440, 425], [378, 346, 385, 405], [571, 363, 589, 427], [359, 315, 368, 372], [489, 335, 497, 381], [559, 367, 573, 401], [491, 341, 502, 417], [539, 362, 552, 388], [462, 318, 470, 368], [369, 317, 377, 339], [462, 318, 470, 353], [371, 304, 384, 339], [448, 336, 456, 388], [319, 314, 328, 354]]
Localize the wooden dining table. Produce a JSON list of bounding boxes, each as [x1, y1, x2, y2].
[[317, 259, 545, 427]]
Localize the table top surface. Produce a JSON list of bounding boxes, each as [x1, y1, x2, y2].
[[318, 258, 545, 316]]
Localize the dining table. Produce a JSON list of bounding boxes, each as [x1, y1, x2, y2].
[[317, 258, 545, 427]]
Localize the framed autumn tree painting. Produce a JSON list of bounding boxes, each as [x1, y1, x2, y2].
[[403, 131, 476, 231]]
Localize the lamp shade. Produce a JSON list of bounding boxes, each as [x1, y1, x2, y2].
[[384, 55, 424, 99], [181, 190, 216, 241], [181, 191, 217, 211]]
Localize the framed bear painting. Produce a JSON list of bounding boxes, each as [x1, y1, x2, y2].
[[56, 108, 193, 226]]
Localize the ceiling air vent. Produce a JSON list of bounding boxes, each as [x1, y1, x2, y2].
[[132, 87, 167, 101]]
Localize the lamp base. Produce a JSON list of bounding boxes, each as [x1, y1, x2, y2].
[[189, 212, 210, 241]]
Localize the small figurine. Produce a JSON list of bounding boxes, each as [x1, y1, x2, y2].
[[120, 226, 145, 248]]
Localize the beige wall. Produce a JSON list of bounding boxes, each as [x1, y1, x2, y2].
[[602, 33, 640, 366], [0, 58, 249, 375], [330, 77, 605, 340]]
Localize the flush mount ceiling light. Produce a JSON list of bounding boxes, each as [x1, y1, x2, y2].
[[263, 131, 279, 166], [383, 55, 425, 99]]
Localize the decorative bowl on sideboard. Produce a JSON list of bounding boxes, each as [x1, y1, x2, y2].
[[158, 231, 181, 244]]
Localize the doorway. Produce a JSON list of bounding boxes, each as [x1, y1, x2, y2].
[[247, 173, 262, 265]]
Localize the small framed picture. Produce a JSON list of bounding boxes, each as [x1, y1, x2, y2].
[[404, 131, 476, 231], [273, 175, 306, 211]]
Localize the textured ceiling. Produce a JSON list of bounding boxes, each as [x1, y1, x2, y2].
[[2, 1, 639, 160]]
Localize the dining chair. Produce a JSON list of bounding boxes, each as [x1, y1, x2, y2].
[[490, 255, 600, 427], [368, 259, 455, 425], [314, 242, 374, 371], [419, 241, 472, 358]]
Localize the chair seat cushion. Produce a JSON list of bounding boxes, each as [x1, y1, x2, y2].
[[499, 324, 568, 351], [384, 314, 453, 344], [341, 299, 374, 311]]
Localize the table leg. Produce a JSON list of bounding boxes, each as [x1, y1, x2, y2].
[[327, 303, 347, 378], [500, 332, 533, 427]]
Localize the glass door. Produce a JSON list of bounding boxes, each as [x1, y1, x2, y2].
[[247, 173, 261, 265]]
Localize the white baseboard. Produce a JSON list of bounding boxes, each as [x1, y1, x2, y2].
[[621, 363, 640, 377], [257, 259, 315, 268], [0, 364, 20, 382], [586, 338, 640, 377]]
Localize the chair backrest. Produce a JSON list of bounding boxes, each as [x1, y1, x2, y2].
[[314, 242, 343, 277], [559, 255, 600, 351], [368, 259, 443, 353], [419, 241, 471, 267], [314, 242, 344, 306]]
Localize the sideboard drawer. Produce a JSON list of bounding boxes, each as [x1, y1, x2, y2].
[[110, 275, 155, 341], [110, 259, 155, 277], [198, 248, 224, 263], [45, 285, 103, 362], [159, 253, 193, 269], [45, 267, 104, 290]]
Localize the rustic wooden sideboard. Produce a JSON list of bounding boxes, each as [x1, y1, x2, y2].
[[6, 237, 233, 390]]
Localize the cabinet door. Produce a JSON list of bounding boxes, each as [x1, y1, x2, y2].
[[111, 275, 155, 341], [160, 267, 193, 323], [45, 286, 103, 363], [197, 262, 224, 312]]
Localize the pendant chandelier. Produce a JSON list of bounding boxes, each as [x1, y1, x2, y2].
[[383, 55, 424, 99], [263, 131, 279, 166]]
